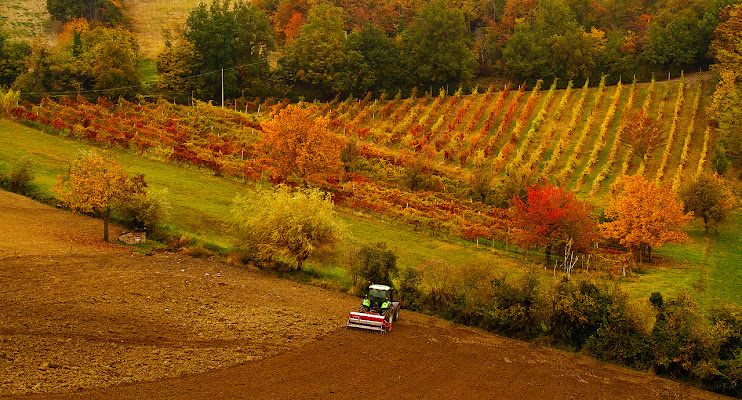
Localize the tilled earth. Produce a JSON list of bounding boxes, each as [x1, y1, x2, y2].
[[0, 190, 731, 399]]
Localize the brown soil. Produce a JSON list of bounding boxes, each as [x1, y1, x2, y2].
[[0, 190, 730, 399]]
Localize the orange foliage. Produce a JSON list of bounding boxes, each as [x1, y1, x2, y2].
[[260, 104, 344, 184], [59, 18, 90, 46], [284, 12, 305, 44], [601, 175, 693, 261]]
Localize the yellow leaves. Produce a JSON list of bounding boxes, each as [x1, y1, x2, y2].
[[0, 89, 19, 119], [602, 175, 693, 250], [52, 150, 131, 214]]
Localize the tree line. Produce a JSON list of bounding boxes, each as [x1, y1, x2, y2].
[[1, 0, 740, 102]]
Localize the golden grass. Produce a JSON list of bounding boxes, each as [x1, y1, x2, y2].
[[0, 0, 56, 42], [125, 0, 202, 58]]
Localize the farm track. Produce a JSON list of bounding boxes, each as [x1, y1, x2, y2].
[[0, 190, 730, 399]]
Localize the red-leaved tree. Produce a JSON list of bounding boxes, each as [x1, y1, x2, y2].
[[511, 184, 598, 265]]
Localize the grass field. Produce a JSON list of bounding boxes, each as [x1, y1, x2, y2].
[[0, 119, 524, 276], [2, 118, 740, 309]]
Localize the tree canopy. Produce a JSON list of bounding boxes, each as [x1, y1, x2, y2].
[[52, 150, 145, 242], [260, 104, 344, 184], [184, 0, 276, 101], [602, 175, 693, 262], [13, 25, 141, 100], [511, 183, 597, 265]]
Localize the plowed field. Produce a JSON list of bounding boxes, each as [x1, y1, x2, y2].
[[0, 190, 729, 399]]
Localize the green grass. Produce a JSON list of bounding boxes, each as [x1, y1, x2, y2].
[[703, 212, 742, 306], [0, 119, 524, 276]]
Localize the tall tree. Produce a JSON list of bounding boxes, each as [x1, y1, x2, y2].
[[400, 0, 477, 91], [511, 183, 597, 265], [340, 23, 401, 95], [681, 174, 731, 234], [231, 186, 346, 270], [602, 175, 693, 262], [503, 0, 604, 82], [53, 150, 145, 242], [278, 2, 347, 95], [185, 0, 275, 101], [156, 23, 200, 99], [260, 104, 344, 184]]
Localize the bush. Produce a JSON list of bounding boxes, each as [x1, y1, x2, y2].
[[357, 242, 397, 286], [7, 156, 36, 194], [398, 267, 422, 309], [549, 280, 615, 350], [117, 188, 171, 231], [481, 270, 543, 339], [583, 288, 652, 367], [650, 291, 706, 378]]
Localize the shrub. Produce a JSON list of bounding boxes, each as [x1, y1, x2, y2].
[[583, 287, 652, 367], [398, 267, 422, 309], [8, 156, 36, 194], [357, 242, 397, 286], [483, 269, 544, 339], [117, 188, 171, 231], [650, 291, 706, 379], [549, 280, 614, 350]]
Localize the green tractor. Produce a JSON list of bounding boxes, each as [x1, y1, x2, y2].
[[346, 284, 400, 333], [358, 284, 400, 324]]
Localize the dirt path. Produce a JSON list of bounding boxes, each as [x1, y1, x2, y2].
[[0, 190, 730, 399]]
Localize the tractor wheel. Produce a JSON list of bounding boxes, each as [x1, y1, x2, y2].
[[383, 307, 394, 323], [394, 307, 399, 321], [358, 304, 370, 313]]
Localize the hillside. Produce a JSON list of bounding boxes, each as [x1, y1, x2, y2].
[[0, 190, 730, 400], [317, 72, 714, 199]]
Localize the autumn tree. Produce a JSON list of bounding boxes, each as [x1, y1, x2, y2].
[[708, 3, 742, 167], [156, 23, 199, 99], [602, 175, 693, 263], [53, 150, 145, 242], [511, 183, 597, 265], [230, 185, 346, 270], [620, 110, 663, 162], [681, 174, 731, 234], [0, 27, 30, 87], [260, 104, 344, 184]]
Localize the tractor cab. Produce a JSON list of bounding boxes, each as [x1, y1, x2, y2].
[[346, 283, 401, 333]]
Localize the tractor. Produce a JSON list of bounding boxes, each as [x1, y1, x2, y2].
[[345, 284, 400, 333]]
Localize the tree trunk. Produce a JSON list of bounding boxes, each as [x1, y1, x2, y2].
[[103, 207, 110, 242], [545, 243, 552, 266]]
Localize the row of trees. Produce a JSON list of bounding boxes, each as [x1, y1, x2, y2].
[[2, 0, 739, 101]]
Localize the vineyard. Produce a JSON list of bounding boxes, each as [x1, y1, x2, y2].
[[10, 73, 713, 245]]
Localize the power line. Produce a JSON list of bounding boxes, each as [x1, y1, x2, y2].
[[18, 63, 258, 97]]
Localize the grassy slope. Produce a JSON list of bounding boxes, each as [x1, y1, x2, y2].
[[0, 119, 522, 275], [1, 118, 738, 307]]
